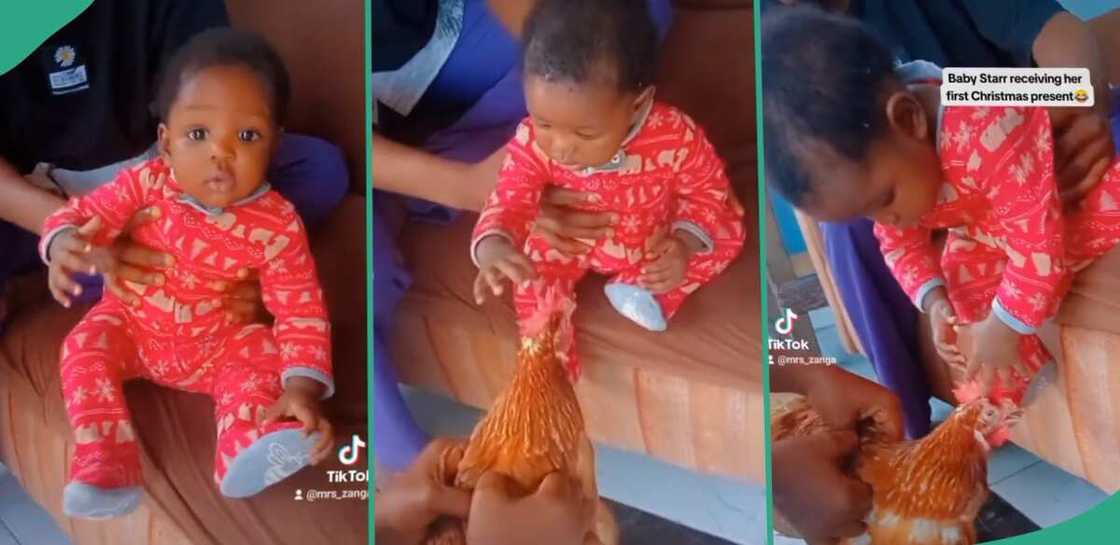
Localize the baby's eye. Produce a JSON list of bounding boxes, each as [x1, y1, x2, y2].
[[879, 187, 897, 209], [239, 129, 262, 142], [187, 128, 208, 141], [575, 132, 599, 140]]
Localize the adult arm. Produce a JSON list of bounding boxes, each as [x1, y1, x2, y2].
[[0, 157, 65, 234], [371, 132, 501, 212]]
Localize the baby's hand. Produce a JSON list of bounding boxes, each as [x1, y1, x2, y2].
[[262, 380, 334, 465], [47, 217, 106, 308], [955, 314, 1028, 395], [639, 231, 702, 294], [924, 290, 963, 369], [473, 236, 537, 304]]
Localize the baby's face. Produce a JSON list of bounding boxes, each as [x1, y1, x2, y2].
[[159, 65, 276, 208], [801, 133, 943, 228], [524, 75, 644, 169]]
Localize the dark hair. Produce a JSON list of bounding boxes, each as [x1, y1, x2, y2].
[[761, 7, 896, 205], [154, 28, 291, 124], [521, 0, 658, 92]]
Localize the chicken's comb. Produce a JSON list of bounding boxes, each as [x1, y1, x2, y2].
[[952, 380, 984, 404], [520, 285, 576, 338]]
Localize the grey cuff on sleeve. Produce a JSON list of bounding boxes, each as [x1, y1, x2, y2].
[[282, 367, 336, 400]]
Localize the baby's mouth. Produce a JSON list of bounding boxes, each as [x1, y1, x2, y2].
[[205, 172, 235, 193]]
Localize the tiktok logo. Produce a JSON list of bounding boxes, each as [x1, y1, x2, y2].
[[774, 308, 799, 336], [338, 434, 366, 466]]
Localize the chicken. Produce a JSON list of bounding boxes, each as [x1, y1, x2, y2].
[[772, 392, 1021, 545], [426, 289, 618, 545]]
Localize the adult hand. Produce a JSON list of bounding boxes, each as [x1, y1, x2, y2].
[[98, 206, 172, 307], [375, 438, 472, 545], [466, 472, 598, 545], [772, 431, 871, 545], [102, 206, 266, 322], [534, 187, 617, 256], [1050, 107, 1116, 210], [802, 365, 905, 444]]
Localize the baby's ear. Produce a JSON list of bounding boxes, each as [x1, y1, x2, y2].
[[885, 91, 928, 141], [633, 85, 656, 111], [157, 123, 172, 159]]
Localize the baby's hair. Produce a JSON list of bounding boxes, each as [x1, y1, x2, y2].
[[761, 6, 897, 206], [522, 0, 658, 93], [154, 28, 291, 125]]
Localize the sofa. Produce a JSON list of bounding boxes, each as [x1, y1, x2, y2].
[[804, 9, 1120, 494], [0, 1, 369, 544], [388, 1, 765, 484]]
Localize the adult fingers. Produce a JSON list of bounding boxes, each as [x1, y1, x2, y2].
[[1058, 136, 1113, 193], [122, 206, 162, 232], [115, 238, 173, 269], [104, 274, 142, 308], [113, 261, 165, 286], [535, 228, 593, 255], [543, 186, 600, 207]]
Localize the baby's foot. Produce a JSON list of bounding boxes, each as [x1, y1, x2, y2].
[[220, 428, 320, 498], [63, 482, 142, 519], [604, 283, 667, 332]]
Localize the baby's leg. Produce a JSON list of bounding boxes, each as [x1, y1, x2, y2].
[[940, 233, 1049, 401], [60, 300, 145, 518], [1066, 168, 1120, 267], [210, 325, 318, 498], [606, 226, 743, 331], [516, 234, 587, 379]]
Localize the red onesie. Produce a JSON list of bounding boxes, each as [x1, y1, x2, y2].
[[471, 102, 745, 378], [41, 158, 332, 490], [876, 105, 1120, 402]]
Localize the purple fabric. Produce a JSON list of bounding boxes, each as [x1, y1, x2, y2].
[[823, 93, 1120, 439], [372, 195, 428, 470], [822, 218, 932, 439]]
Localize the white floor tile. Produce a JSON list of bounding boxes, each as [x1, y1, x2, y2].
[[986, 443, 1042, 485], [991, 460, 1108, 528]]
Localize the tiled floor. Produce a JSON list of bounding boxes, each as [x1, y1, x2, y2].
[[400, 386, 769, 545], [801, 307, 1110, 536]]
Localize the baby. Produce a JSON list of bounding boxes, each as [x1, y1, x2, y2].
[[471, 0, 746, 378], [762, 8, 1120, 406], [42, 29, 334, 518]]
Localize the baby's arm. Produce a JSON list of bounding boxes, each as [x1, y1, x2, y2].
[[39, 162, 166, 264], [981, 107, 1067, 333], [873, 223, 945, 311], [470, 122, 551, 266], [258, 207, 334, 399], [669, 114, 746, 260]]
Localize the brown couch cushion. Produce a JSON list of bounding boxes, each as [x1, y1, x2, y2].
[[0, 196, 368, 545], [226, 0, 366, 194]]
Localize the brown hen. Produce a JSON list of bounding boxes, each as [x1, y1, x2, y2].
[[426, 290, 617, 545], [772, 393, 1020, 545]]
